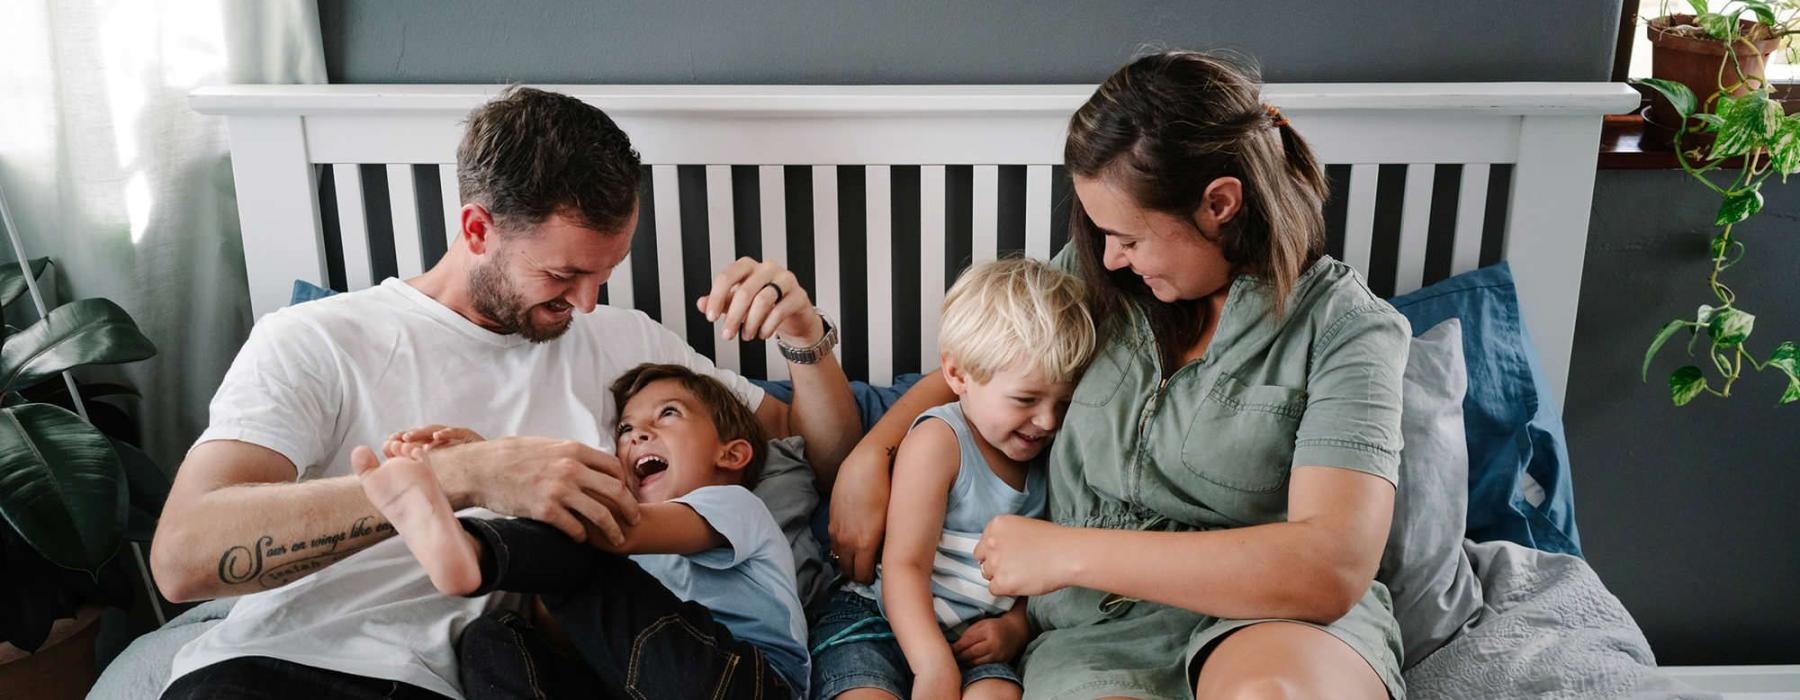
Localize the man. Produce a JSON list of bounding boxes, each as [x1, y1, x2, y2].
[[150, 86, 860, 699]]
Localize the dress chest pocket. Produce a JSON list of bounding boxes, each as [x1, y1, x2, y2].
[[1175, 373, 1309, 494]]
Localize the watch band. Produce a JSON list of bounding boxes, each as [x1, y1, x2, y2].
[[776, 309, 838, 364]]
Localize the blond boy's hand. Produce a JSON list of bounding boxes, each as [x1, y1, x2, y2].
[[384, 425, 486, 458], [952, 606, 1030, 666]]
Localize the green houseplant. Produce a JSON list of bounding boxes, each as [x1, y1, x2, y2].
[[0, 256, 165, 671], [1639, 0, 1800, 405]]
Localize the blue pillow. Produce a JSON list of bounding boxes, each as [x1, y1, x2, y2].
[[751, 372, 926, 435], [290, 279, 339, 305], [1387, 263, 1581, 556]]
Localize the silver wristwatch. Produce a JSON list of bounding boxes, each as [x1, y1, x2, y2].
[[776, 308, 839, 364]]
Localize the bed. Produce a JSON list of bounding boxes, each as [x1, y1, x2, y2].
[[89, 82, 1797, 699]]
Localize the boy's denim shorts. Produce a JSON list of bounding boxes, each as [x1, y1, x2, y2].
[[809, 589, 1020, 699]]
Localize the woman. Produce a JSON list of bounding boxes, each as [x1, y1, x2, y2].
[[828, 51, 1408, 700]]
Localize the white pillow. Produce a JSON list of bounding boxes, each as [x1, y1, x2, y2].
[[1380, 318, 1484, 669]]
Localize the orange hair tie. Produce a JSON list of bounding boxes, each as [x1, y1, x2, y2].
[[1264, 103, 1289, 128]]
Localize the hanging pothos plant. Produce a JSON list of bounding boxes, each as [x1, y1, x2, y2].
[[1638, 0, 1800, 405]]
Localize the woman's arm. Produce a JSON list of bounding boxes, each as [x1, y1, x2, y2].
[[828, 369, 957, 583], [979, 466, 1394, 624], [879, 420, 964, 699]]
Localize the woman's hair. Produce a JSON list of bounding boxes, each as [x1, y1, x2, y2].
[[609, 363, 769, 488], [1064, 50, 1328, 362], [938, 257, 1096, 385]]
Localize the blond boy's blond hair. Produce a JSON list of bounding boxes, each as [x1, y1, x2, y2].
[[938, 257, 1096, 385]]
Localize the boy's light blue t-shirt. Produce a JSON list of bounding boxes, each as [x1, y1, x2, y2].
[[633, 484, 810, 697]]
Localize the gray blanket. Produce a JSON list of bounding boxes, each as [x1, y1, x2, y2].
[[1402, 540, 1718, 700], [95, 541, 1720, 699]]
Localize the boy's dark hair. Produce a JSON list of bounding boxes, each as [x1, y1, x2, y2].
[[609, 364, 769, 488], [457, 86, 642, 234]]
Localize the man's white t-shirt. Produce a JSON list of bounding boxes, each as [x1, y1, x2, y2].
[[167, 278, 764, 699]]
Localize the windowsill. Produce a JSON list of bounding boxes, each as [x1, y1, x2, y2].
[[1599, 111, 1685, 170], [1600, 84, 1800, 170]]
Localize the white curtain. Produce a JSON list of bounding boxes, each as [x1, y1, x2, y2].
[[0, 0, 327, 469]]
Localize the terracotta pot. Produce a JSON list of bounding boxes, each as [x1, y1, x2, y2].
[[1647, 14, 1783, 128], [0, 606, 102, 700]]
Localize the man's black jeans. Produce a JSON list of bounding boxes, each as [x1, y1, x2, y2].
[[162, 655, 449, 699], [455, 516, 793, 700]]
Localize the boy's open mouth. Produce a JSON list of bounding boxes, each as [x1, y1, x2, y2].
[[633, 454, 670, 481]]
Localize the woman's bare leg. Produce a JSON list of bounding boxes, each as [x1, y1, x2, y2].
[[1192, 621, 1387, 700]]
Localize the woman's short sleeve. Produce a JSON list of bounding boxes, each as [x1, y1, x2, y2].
[[1291, 303, 1412, 484]]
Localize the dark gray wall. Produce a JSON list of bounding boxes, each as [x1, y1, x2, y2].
[[318, 0, 1799, 666], [1571, 171, 1800, 666], [319, 0, 1617, 84]]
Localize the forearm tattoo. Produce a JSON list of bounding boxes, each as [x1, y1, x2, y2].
[[216, 516, 395, 589]]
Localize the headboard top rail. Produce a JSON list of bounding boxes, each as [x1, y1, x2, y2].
[[191, 83, 1638, 118]]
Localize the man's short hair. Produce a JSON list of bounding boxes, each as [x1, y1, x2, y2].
[[609, 364, 770, 488], [457, 86, 642, 234], [939, 257, 1097, 384]]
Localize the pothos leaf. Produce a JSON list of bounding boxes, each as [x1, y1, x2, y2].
[[1645, 319, 1695, 382], [1638, 78, 1699, 121], [1699, 12, 1737, 40], [1746, 1, 1779, 27], [1671, 365, 1709, 406], [1711, 92, 1775, 160], [1708, 307, 1756, 347], [1716, 189, 1764, 226]]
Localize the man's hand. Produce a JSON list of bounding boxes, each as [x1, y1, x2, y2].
[[383, 424, 485, 458], [432, 437, 641, 546], [696, 257, 823, 344], [827, 440, 894, 584]]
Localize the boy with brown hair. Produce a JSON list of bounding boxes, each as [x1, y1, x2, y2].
[[355, 363, 809, 699]]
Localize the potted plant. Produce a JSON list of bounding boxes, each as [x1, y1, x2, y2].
[[1638, 0, 1800, 405], [0, 257, 167, 698], [1643, 3, 1787, 130]]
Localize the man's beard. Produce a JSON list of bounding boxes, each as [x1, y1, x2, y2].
[[468, 253, 573, 343]]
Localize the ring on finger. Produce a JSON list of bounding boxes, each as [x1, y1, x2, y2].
[[761, 281, 784, 304]]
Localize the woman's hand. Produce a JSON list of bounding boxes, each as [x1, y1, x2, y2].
[[974, 515, 1077, 597]]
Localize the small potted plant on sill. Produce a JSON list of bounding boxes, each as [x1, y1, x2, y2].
[[1638, 0, 1800, 405], [0, 258, 168, 698], [1643, 3, 1787, 131]]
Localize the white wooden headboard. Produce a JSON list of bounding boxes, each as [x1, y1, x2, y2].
[[190, 83, 1637, 405]]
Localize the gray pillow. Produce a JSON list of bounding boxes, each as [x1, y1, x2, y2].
[[751, 435, 833, 611], [1379, 318, 1483, 669]]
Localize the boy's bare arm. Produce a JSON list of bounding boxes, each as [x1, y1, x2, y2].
[[597, 502, 727, 556], [878, 420, 964, 696]]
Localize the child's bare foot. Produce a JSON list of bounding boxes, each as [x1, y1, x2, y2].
[[351, 445, 483, 595]]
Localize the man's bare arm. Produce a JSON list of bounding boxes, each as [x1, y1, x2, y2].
[[152, 436, 641, 602], [150, 440, 396, 602]]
